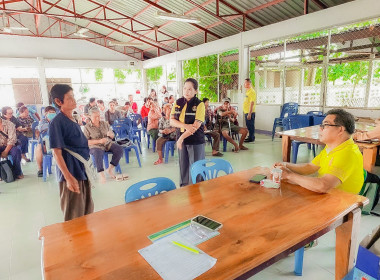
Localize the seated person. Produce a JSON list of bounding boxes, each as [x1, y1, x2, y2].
[[96, 100, 106, 121], [0, 118, 23, 179], [16, 102, 40, 122], [128, 94, 138, 114], [203, 98, 222, 157], [105, 100, 122, 125], [154, 104, 176, 165], [214, 98, 248, 152], [121, 102, 133, 118], [1, 106, 30, 162], [274, 109, 364, 194], [17, 106, 35, 162], [147, 101, 162, 146], [83, 98, 97, 118], [84, 108, 126, 183], [36, 106, 56, 177]]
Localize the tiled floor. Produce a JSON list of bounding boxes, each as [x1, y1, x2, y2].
[[0, 134, 378, 280]]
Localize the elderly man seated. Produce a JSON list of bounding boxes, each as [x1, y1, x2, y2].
[[274, 109, 364, 194], [215, 98, 248, 152], [0, 118, 23, 179], [83, 108, 126, 183], [154, 104, 176, 165]]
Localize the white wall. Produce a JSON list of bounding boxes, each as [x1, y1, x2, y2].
[[0, 34, 137, 62]]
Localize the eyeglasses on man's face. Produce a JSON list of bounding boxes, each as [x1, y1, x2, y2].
[[319, 123, 341, 130]]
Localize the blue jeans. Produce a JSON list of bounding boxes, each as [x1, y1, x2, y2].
[[0, 145, 22, 177], [245, 113, 256, 141], [17, 134, 28, 154]]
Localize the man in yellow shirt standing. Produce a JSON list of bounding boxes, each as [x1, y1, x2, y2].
[[243, 78, 257, 143], [274, 109, 364, 194]]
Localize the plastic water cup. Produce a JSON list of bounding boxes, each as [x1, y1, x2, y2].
[[271, 168, 282, 184]]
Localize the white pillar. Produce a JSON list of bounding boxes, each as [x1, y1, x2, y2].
[[37, 57, 49, 105], [238, 35, 249, 126], [176, 58, 182, 99]]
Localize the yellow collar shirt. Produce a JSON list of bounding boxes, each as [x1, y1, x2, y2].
[[243, 87, 256, 114], [311, 138, 364, 194]]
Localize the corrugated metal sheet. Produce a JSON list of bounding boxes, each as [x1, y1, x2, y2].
[[1, 0, 357, 60]]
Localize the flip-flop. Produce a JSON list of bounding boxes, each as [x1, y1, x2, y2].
[[239, 146, 249, 150], [116, 174, 129, 181], [212, 152, 224, 157], [154, 159, 163, 165]]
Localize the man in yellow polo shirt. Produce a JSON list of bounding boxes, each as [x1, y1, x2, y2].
[[243, 78, 257, 143], [274, 109, 364, 194]]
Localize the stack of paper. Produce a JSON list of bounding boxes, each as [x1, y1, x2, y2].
[[139, 237, 217, 280]]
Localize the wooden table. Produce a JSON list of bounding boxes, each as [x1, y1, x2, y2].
[[39, 167, 368, 280], [278, 123, 380, 172]]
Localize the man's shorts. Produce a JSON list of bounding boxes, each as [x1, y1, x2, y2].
[[220, 124, 240, 133]]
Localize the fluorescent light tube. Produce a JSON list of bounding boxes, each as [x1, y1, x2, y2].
[[155, 11, 201, 23]]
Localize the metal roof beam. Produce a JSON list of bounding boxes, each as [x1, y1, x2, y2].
[[218, 0, 263, 27], [245, 0, 287, 14], [184, 0, 243, 32], [42, 0, 176, 52], [311, 0, 328, 9], [141, 0, 222, 39]]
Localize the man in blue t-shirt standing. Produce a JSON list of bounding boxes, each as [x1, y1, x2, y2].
[[49, 84, 94, 221]]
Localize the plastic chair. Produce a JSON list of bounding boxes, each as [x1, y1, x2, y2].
[[272, 102, 299, 140], [116, 118, 142, 154], [39, 132, 53, 182], [147, 133, 156, 152], [125, 177, 176, 203], [306, 111, 324, 116], [163, 141, 175, 164], [294, 247, 305, 276], [40, 106, 46, 116], [123, 145, 142, 167], [91, 152, 122, 174], [128, 113, 144, 142], [283, 116, 316, 163], [29, 122, 40, 162], [190, 158, 233, 184]]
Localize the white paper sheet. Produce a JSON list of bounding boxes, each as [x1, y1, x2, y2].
[[139, 237, 217, 280]]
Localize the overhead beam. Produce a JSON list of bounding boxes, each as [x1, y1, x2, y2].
[[245, 0, 287, 15], [42, 0, 177, 52], [184, 0, 242, 32], [218, 0, 263, 27], [141, 0, 222, 39], [311, 0, 328, 9], [304, 0, 309, 14]]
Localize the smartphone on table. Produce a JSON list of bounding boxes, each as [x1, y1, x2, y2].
[[191, 215, 223, 231], [249, 174, 267, 183]]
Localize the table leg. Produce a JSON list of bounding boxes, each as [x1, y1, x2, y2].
[[335, 208, 361, 280], [363, 147, 377, 173], [282, 135, 291, 162]]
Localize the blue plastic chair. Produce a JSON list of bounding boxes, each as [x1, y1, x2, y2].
[[283, 116, 316, 163], [272, 102, 299, 140], [123, 145, 142, 167], [40, 106, 46, 116], [124, 118, 142, 154], [39, 132, 53, 182], [90, 152, 122, 174], [128, 113, 144, 142], [294, 247, 305, 276], [125, 177, 176, 203], [307, 111, 324, 116], [112, 123, 129, 139], [312, 115, 325, 126], [28, 121, 39, 161], [163, 140, 176, 163], [147, 134, 156, 152], [190, 158, 233, 184]]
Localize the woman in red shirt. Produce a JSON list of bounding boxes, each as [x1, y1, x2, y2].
[[140, 97, 151, 119]]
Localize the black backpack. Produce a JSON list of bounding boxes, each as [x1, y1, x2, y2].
[[0, 159, 15, 183], [360, 170, 380, 215]]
